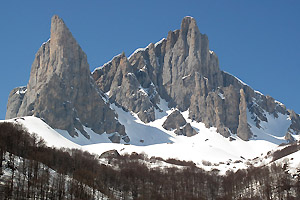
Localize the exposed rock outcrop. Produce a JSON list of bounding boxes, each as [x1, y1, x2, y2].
[[284, 132, 295, 143], [163, 110, 197, 137], [99, 149, 121, 159], [288, 110, 300, 134], [237, 89, 252, 141], [93, 53, 158, 123], [162, 110, 186, 131], [6, 15, 128, 143], [6, 86, 27, 119], [92, 16, 300, 141], [174, 123, 197, 137], [7, 15, 300, 143]]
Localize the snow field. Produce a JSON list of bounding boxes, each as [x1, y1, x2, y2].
[[1, 96, 297, 174]]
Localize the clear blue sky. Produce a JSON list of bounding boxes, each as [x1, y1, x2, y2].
[[1, 0, 299, 119]]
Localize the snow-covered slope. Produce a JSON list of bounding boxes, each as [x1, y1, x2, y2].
[[83, 99, 297, 174], [1, 116, 80, 149], [248, 109, 294, 144], [2, 96, 298, 174]]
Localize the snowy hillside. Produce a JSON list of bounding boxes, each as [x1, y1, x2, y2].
[[2, 96, 298, 174], [1, 117, 80, 149]]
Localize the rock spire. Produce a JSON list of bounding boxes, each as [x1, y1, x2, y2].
[[6, 15, 128, 143]]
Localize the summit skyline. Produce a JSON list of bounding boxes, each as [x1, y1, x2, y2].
[[1, 1, 300, 119]]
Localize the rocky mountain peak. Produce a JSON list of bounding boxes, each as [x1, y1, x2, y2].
[[50, 15, 69, 40], [49, 15, 78, 61], [180, 16, 198, 36], [93, 16, 300, 141], [6, 15, 128, 143], [6, 15, 300, 145]]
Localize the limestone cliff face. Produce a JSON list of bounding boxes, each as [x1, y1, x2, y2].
[[237, 89, 252, 141], [93, 17, 239, 138], [93, 16, 300, 141], [93, 17, 222, 123], [6, 86, 27, 119], [92, 53, 159, 123], [126, 17, 246, 138], [7, 16, 300, 143], [161, 17, 223, 110], [6, 16, 128, 143]]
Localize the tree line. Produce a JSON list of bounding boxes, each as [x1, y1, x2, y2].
[[0, 121, 300, 199]]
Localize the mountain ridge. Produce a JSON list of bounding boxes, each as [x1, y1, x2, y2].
[[6, 15, 128, 143], [92, 16, 300, 141], [5, 15, 300, 147]]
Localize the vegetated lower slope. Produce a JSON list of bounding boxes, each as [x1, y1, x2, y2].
[[1, 122, 300, 200], [0, 122, 109, 200]]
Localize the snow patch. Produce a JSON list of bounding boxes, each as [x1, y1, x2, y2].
[[56, 125, 113, 146], [247, 108, 292, 144], [223, 71, 248, 86], [254, 90, 263, 95], [42, 38, 50, 46], [15, 88, 27, 95], [154, 38, 166, 47], [182, 74, 191, 80], [274, 150, 300, 175], [138, 86, 148, 96], [218, 92, 225, 99], [92, 53, 123, 73], [128, 43, 153, 60], [128, 48, 147, 60], [184, 16, 194, 19], [111, 103, 173, 146], [275, 100, 284, 106]]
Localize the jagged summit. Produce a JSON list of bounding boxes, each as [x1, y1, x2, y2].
[[180, 16, 199, 35], [93, 16, 300, 141], [6, 15, 300, 144], [6, 15, 128, 143], [3, 17, 300, 197], [51, 15, 68, 34], [49, 15, 81, 65]]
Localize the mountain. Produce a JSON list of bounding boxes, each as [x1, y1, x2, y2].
[[93, 16, 300, 141], [4, 15, 300, 167], [5, 16, 128, 143], [3, 14, 300, 200]]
